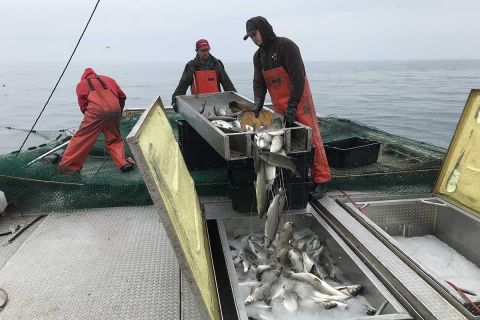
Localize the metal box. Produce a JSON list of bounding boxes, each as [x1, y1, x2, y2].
[[176, 92, 312, 160], [212, 212, 411, 320], [339, 90, 480, 319]]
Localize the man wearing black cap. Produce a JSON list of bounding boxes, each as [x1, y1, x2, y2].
[[244, 16, 331, 199], [171, 39, 236, 112]]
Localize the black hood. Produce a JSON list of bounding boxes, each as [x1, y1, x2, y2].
[[246, 16, 276, 46]]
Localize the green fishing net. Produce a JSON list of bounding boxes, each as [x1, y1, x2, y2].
[[0, 110, 444, 213]]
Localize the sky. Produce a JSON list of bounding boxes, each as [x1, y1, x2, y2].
[[1, 0, 480, 64]]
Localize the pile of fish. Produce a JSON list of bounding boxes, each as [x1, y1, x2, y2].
[[229, 224, 376, 319], [201, 103, 247, 131]]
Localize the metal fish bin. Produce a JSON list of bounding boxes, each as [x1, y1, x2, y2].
[[176, 92, 312, 160], [343, 197, 480, 318], [208, 212, 411, 320]]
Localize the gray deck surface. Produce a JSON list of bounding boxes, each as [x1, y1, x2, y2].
[[0, 206, 201, 320]]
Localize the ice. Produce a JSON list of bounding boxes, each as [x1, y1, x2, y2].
[[394, 235, 480, 299]]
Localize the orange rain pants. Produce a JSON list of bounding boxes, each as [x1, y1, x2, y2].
[[263, 66, 331, 184]]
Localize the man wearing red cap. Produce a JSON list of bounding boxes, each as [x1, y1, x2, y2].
[[244, 16, 331, 199], [171, 39, 236, 111]]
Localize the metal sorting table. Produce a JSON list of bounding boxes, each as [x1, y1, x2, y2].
[[176, 92, 312, 160]]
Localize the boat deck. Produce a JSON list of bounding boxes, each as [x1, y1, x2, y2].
[[0, 206, 201, 320]]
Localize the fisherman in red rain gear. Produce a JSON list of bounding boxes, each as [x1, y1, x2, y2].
[[171, 39, 236, 112], [58, 68, 135, 174], [244, 17, 331, 199]]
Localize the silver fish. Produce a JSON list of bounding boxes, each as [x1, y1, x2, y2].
[[283, 291, 299, 312], [264, 188, 287, 248], [211, 119, 234, 129], [285, 271, 349, 299], [264, 164, 276, 188], [276, 247, 290, 267], [335, 284, 363, 297], [207, 116, 237, 122], [288, 249, 304, 273], [256, 162, 268, 218], [276, 222, 294, 255], [267, 275, 287, 303], [302, 251, 315, 273], [214, 105, 245, 117], [259, 152, 300, 177], [245, 282, 272, 305], [270, 135, 283, 153]]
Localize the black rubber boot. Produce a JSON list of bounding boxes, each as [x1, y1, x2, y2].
[[310, 183, 327, 200], [120, 163, 135, 172]]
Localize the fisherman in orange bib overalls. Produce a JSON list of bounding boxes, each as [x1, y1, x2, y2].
[[58, 68, 134, 174], [171, 39, 237, 112], [244, 16, 331, 199]]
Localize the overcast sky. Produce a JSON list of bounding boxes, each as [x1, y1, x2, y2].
[[1, 0, 480, 64]]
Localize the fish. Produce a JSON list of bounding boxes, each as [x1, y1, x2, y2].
[[245, 282, 273, 305], [214, 105, 245, 117], [283, 291, 299, 312], [256, 264, 274, 281], [257, 118, 284, 132], [264, 188, 287, 248], [302, 251, 315, 273], [259, 152, 300, 177], [267, 275, 287, 304], [288, 249, 304, 273], [233, 255, 243, 266], [276, 247, 290, 267], [211, 120, 234, 129], [335, 284, 363, 297], [276, 222, 294, 254], [264, 164, 276, 188], [255, 132, 273, 151], [207, 116, 237, 122], [285, 271, 349, 299], [213, 105, 227, 116], [270, 135, 283, 153], [249, 238, 269, 262], [255, 162, 268, 218]]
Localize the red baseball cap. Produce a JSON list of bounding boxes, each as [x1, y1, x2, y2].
[[196, 39, 210, 51]]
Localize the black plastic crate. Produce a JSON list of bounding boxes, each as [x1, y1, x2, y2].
[[229, 181, 313, 213], [324, 137, 380, 168], [179, 142, 226, 171], [227, 149, 314, 187], [177, 120, 208, 145]]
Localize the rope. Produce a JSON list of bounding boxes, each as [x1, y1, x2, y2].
[[17, 0, 102, 154], [0, 174, 85, 186], [332, 167, 440, 178]]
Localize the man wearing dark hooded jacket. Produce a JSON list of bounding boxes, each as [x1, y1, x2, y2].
[[171, 39, 236, 112], [243, 16, 331, 198]]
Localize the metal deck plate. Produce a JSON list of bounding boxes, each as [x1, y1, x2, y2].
[[0, 206, 200, 320], [313, 196, 466, 320]]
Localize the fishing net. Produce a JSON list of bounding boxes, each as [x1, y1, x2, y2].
[[0, 111, 445, 213]]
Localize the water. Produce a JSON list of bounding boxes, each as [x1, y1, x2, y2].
[[1, 60, 480, 155]]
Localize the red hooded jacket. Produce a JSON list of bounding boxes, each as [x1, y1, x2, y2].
[[76, 68, 127, 114]]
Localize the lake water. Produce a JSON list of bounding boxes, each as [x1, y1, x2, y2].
[[1, 60, 479, 154]]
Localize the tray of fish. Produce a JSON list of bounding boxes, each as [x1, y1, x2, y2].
[[176, 92, 312, 160], [215, 212, 411, 320]]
